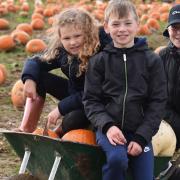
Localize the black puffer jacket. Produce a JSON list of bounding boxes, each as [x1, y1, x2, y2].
[[159, 43, 180, 123], [83, 38, 167, 143]]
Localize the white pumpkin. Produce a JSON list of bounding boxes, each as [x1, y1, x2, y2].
[[152, 120, 176, 157]]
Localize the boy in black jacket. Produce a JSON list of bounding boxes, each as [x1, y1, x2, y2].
[[83, 1, 167, 179]]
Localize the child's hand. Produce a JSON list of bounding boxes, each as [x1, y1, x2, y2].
[[127, 141, 142, 156], [24, 79, 37, 100], [47, 107, 61, 128], [106, 126, 127, 146]]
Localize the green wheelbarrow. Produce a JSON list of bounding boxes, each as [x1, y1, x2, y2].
[[2, 131, 172, 180]]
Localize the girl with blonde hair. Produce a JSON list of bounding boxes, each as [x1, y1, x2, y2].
[[16, 8, 106, 136]]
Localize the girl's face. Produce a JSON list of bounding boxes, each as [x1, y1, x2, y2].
[[168, 24, 180, 48], [59, 24, 84, 55], [104, 12, 139, 48]]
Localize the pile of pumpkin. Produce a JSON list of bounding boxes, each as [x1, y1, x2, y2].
[[0, 0, 178, 54]]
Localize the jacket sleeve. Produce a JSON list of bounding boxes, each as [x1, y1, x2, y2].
[[83, 54, 114, 132], [58, 91, 83, 115], [21, 55, 61, 84], [135, 53, 167, 143]]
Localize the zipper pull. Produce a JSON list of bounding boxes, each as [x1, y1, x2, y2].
[[123, 54, 127, 62]]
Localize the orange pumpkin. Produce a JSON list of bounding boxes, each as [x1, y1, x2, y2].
[[0, 35, 15, 51], [16, 23, 33, 36], [147, 18, 160, 31], [31, 13, 44, 20], [0, 18, 9, 30], [31, 19, 45, 30], [11, 79, 25, 109], [33, 127, 59, 138], [0, 64, 7, 85], [43, 8, 54, 17], [21, 2, 29, 12], [11, 30, 30, 45], [25, 39, 47, 53], [62, 129, 97, 146]]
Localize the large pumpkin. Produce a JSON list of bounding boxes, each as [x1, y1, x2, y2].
[[11, 79, 26, 109], [0, 64, 7, 85], [33, 127, 59, 139], [62, 129, 97, 146]]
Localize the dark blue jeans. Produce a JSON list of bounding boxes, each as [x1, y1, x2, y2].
[[96, 131, 154, 180]]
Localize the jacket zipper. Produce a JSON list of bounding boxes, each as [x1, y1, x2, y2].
[[121, 53, 128, 130]]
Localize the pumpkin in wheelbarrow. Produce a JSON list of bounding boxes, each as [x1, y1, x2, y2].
[[33, 127, 59, 139], [62, 129, 97, 146]]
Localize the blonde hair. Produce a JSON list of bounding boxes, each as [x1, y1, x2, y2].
[[42, 8, 99, 75], [104, 0, 139, 22]]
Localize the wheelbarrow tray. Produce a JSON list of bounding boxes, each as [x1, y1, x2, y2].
[[2, 131, 171, 180]]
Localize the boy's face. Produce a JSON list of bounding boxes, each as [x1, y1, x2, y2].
[[59, 24, 84, 55], [168, 24, 180, 48], [104, 12, 139, 48]]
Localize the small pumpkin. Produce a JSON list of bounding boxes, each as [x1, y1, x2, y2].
[[0, 64, 7, 85], [62, 129, 97, 146], [11, 30, 30, 45], [16, 23, 33, 36], [0, 18, 10, 30], [11, 79, 25, 109], [31, 19, 45, 30], [33, 127, 59, 139], [31, 12, 44, 20], [0, 35, 15, 51], [25, 39, 47, 53]]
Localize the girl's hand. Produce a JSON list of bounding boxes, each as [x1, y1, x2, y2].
[[127, 141, 142, 156], [106, 126, 127, 146], [24, 79, 37, 100], [47, 107, 61, 128]]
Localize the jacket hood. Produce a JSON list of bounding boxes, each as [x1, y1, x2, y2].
[[103, 37, 148, 53]]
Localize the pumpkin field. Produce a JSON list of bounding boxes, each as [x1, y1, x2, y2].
[[0, 0, 177, 178]]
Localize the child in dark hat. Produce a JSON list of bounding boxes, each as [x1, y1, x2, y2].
[[159, 4, 180, 150]]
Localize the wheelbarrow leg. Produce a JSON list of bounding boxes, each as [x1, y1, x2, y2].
[[19, 148, 31, 174], [48, 152, 61, 180]]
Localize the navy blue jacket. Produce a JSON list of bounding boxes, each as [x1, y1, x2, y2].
[[21, 27, 111, 116]]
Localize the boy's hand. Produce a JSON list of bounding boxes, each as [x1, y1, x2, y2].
[[24, 79, 37, 100], [128, 141, 142, 156], [47, 107, 61, 128], [106, 126, 127, 146]]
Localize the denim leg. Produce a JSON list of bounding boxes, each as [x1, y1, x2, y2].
[[96, 131, 128, 180], [129, 143, 154, 180]]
